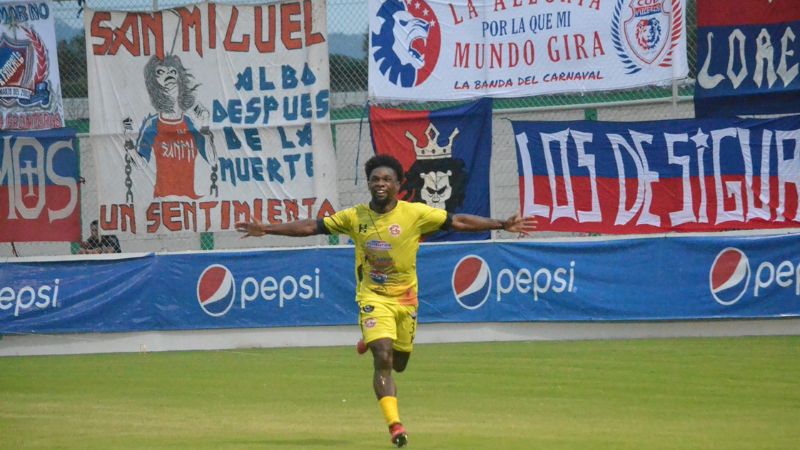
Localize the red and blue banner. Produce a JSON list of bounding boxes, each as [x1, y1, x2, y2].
[[695, 0, 800, 117], [0, 128, 80, 242], [370, 98, 493, 241], [3, 233, 800, 334], [512, 115, 800, 234]]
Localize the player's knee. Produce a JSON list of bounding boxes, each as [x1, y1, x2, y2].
[[371, 345, 393, 369], [392, 351, 410, 372]]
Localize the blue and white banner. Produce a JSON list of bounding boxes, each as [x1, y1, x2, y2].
[[694, 0, 800, 117], [368, 0, 688, 101], [2, 233, 800, 334], [86, 1, 338, 236]]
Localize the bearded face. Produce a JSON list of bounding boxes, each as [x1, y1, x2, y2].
[[419, 170, 452, 209]]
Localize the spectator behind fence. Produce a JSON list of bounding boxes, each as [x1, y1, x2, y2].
[[79, 220, 121, 254]]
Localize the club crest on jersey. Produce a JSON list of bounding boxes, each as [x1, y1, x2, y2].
[[611, 0, 681, 74], [0, 27, 52, 108], [371, 0, 441, 88], [364, 318, 378, 328], [389, 224, 401, 236]]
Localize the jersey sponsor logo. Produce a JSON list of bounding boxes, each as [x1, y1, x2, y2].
[[196, 264, 236, 317], [367, 240, 392, 250], [371, 256, 394, 269], [709, 248, 750, 306], [452, 255, 492, 310], [369, 269, 389, 284]]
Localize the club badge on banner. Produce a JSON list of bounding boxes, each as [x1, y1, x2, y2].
[[368, 0, 687, 101], [694, 0, 800, 117], [512, 115, 800, 234], [86, 1, 338, 235], [0, 0, 65, 130], [0, 128, 80, 242], [370, 98, 493, 241]]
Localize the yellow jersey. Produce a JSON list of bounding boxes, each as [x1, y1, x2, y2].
[[322, 200, 448, 305]]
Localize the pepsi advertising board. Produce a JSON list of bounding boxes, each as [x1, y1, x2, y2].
[[2, 234, 800, 334], [0, 248, 357, 334], [429, 236, 800, 322]]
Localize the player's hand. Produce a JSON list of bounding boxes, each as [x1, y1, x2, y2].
[[503, 213, 537, 236], [235, 218, 267, 238]]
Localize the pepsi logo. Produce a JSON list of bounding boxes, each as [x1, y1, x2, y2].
[[197, 264, 236, 317], [709, 248, 750, 306], [452, 255, 492, 310]]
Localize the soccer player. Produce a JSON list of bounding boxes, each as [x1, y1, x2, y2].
[[235, 154, 528, 447]]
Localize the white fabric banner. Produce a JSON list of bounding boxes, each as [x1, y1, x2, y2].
[[368, 0, 688, 101], [86, 1, 337, 235], [0, 0, 64, 130]]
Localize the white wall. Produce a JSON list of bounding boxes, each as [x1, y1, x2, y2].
[[2, 318, 798, 357]]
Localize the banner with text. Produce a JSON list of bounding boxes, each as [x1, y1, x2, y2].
[[512, 115, 800, 234], [0, 0, 65, 130], [3, 234, 800, 334], [370, 98, 493, 241], [368, 0, 687, 101], [695, 0, 800, 118], [0, 128, 80, 242], [86, 1, 338, 236]]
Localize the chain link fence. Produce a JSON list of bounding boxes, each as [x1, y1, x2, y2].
[[2, 0, 699, 257]]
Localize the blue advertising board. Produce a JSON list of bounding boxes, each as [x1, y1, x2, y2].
[[2, 234, 800, 334]]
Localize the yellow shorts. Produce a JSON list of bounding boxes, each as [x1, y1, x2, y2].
[[358, 301, 418, 353]]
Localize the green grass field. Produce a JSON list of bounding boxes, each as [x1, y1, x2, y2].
[[1, 336, 798, 450]]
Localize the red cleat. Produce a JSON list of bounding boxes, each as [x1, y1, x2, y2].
[[389, 422, 408, 447], [356, 339, 368, 355]]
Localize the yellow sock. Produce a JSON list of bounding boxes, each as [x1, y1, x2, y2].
[[378, 396, 401, 426]]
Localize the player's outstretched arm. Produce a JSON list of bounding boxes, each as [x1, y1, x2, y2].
[[450, 213, 533, 234], [235, 218, 322, 238]]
